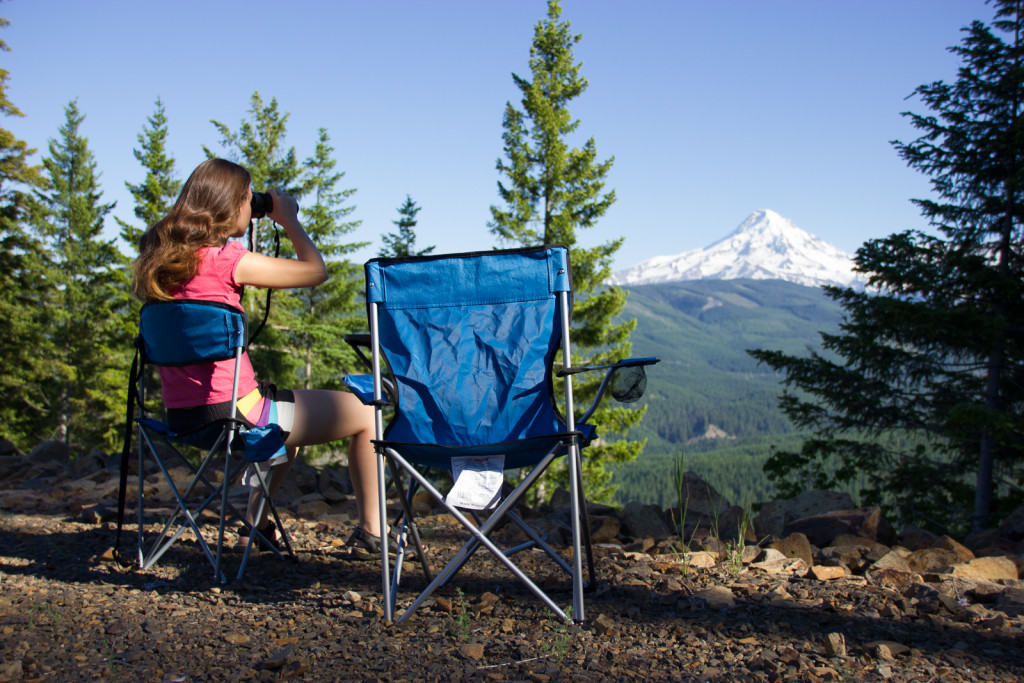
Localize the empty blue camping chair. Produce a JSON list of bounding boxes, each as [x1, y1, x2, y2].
[[115, 299, 294, 583], [344, 245, 658, 624]]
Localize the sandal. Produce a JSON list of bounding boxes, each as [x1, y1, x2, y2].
[[342, 526, 402, 561], [238, 521, 283, 552]]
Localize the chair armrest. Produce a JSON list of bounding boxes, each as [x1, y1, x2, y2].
[[344, 333, 373, 371], [343, 333, 398, 405], [561, 357, 659, 425], [342, 374, 393, 407]]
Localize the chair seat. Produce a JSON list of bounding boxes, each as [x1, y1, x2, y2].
[[374, 426, 595, 470], [136, 417, 287, 463]]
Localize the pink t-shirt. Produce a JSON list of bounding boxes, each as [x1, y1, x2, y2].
[[159, 240, 259, 408]]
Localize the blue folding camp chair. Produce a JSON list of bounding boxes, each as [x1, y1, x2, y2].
[[344, 245, 657, 624], [114, 299, 294, 583]]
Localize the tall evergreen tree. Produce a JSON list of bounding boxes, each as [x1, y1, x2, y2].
[[489, 0, 643, 503], [206, 92, 303, 385], [117, 97, 180, 250], [379, 195, 433, 257], [0, 17, 54, 449], [750, 0, 1024, 534], [293, 127, 365, 398], [34, 100, 131, 451]]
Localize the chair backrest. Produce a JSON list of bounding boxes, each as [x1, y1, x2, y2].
[[138, 300, 248, 366], [367, 246, 572, 449]]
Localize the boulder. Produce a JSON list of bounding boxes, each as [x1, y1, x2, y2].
[[28, 440, 70, 465], [905, 548, 959, 574], [289, 459, 319, 494], [667, 471, 731, 537], [71, 449, 107, 478], [950, 556, 1019, 581], [784, 507, 894, 547], [588, 515, 621, 543], [621, 501, 673, 540], [769, 532, 814, 568], [716, 505, 756, 544], [831, 533, 890, 555], [998, 503, 1024, 542], [932, 535, 975, 563], [870, 550, 912, 573], [318, 466, 351, 495], [964, 528, 1003, 553], [897, 525, 939, 551], [754, 489, 855, 538], [817, 545, 870, 574]]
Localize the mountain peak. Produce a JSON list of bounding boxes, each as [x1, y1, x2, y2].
[[608, 210, 863, 289]]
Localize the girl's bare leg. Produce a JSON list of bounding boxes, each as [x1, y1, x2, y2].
[[287, 390, 380, 536]]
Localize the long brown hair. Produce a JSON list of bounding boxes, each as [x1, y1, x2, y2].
[[132, 158, 251, 301]]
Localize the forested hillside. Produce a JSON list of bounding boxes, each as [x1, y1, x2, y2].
[[610, 279, 845, 506]]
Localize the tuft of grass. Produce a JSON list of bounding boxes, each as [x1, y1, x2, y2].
[[545, 607, 574, 662], [724, 509, 750, 576], [454, 587, 472, 641], [672, 450, 691, 573]]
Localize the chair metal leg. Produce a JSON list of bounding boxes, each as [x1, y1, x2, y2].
[[385, 455, 433, 582], [386, 447, 569, 624], [236, 462, 295, 581]]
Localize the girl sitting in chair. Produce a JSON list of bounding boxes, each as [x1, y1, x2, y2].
[[132, 158, 386, 559]]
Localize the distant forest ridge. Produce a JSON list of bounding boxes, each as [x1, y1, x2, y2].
[[609, 278, 846, 507]]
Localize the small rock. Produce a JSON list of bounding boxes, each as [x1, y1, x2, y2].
[[592, 613, 616, 635], [682, 551, 718, 568], [870, 550, 912, 573], [865, 640, 910, 657], [262, 646, 292, 670], [224, 632, 252, 646], [458, 642, 484, 661], [0, 660, 23, 680], [750, 556, 809, 577], [825, 632, 846, 658], [810, 565, 845, 581], [105, 618, 129, 635], [692, 586, 735, 610]]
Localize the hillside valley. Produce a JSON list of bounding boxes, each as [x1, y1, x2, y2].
[[612, 278, 846, 508]]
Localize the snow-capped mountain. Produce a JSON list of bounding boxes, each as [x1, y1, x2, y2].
[[608, 209, 863, 289]]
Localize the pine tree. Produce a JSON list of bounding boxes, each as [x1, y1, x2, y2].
[[34, 100, 131, 451], [295, 128, 365, 387], [117, 97, 180, 250], [489, 0, 644, 503], [379, 195, 433, 257], [0, 17, 54, 449], [750, 0, 1024, 534], [207, 92, 303, 385]]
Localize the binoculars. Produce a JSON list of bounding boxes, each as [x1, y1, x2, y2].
[[250, 191, 273, 219]]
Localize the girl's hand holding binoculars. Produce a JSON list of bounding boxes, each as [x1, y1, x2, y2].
[[268, 189, 299, 227]]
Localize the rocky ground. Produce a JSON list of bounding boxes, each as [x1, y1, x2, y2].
[[1, 444, 1023, 682]]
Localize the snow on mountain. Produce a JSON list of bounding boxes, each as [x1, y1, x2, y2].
[[608, 209, 864, 289]]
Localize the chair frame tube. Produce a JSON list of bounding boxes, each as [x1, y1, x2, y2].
[[558, 290, 585, 624]]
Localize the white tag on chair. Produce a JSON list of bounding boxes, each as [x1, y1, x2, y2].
[[446, 455, 505, 510]]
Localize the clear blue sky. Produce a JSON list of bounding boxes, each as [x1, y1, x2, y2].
[[3, 0, 991, 272]]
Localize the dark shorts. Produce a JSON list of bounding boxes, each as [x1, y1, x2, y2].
[[166, 380, 296, 439]]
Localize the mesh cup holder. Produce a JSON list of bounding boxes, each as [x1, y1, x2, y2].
[[610, 365, 648, 403]]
